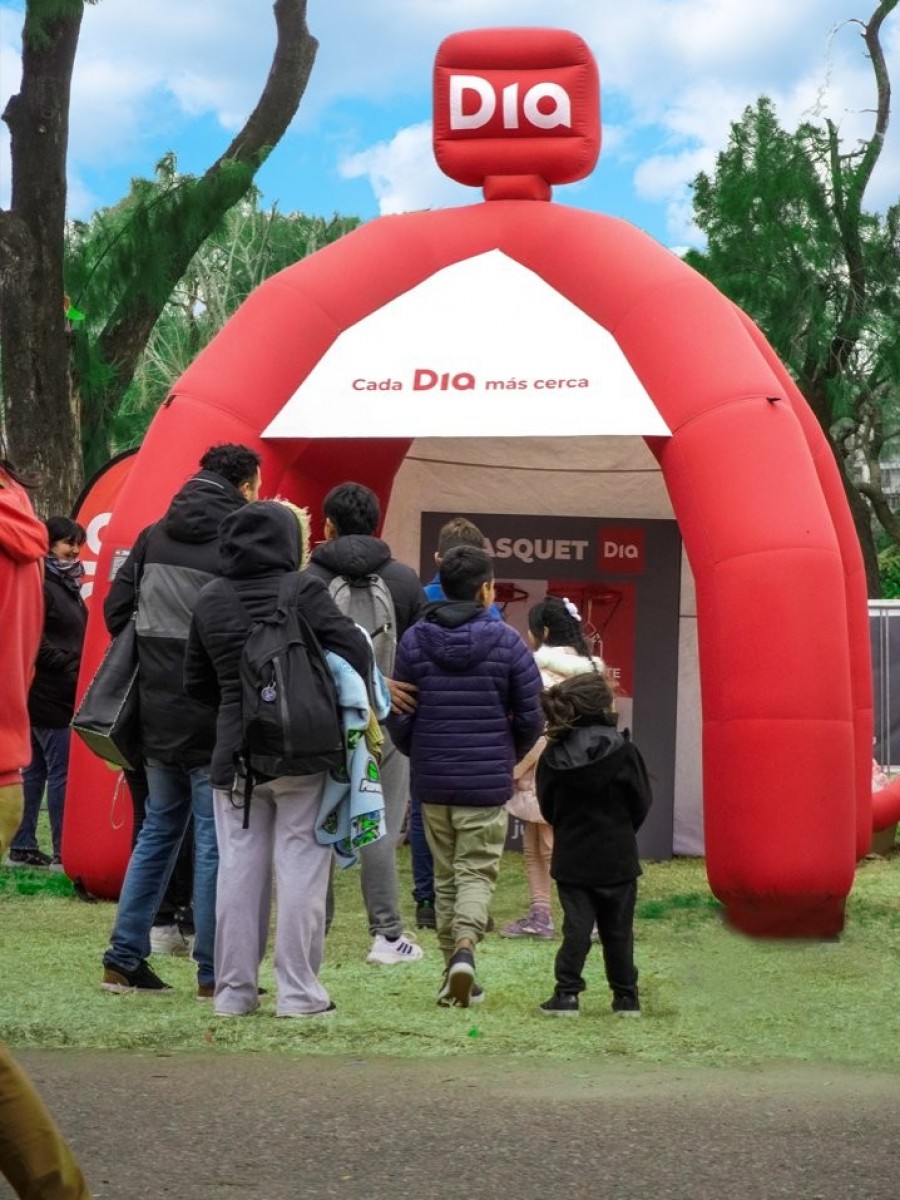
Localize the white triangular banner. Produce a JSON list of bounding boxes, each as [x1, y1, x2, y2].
[[263, 250, 670, 439]]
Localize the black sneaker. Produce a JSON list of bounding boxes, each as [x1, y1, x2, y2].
[[7, 847, 52, 868], [101, 961, 173, 993], [437, 973, 484, 1007], [539, 992, 580, 1017], [446, 946, 476, 1008], [415, 899, 437, 929], [612, 993, 641, 1018]]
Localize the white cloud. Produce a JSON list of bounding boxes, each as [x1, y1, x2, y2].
[[338, 121, 472, 215]]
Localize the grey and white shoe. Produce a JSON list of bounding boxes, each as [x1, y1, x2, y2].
[[366, 933, 424, 965], [149, 923, 194, 957]]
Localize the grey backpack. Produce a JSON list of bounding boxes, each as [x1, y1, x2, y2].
[[327, 573, 397, 679]]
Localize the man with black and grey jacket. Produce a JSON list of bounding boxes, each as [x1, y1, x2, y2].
[[100, 443, 262, 997]]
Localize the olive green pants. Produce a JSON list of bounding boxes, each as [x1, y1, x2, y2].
[[0, 783, 24, 859], [0, 784, 92, 1199], [421, 803, 508, 960]]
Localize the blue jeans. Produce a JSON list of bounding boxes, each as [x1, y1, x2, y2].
[[104, 760, 218, 987], [14, 727, 70, 857], [409, 793, 434, 903]]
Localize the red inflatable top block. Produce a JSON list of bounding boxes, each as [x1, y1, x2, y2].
[[433, 27, 601, 193]]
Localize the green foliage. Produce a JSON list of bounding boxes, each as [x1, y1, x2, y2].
[[23, 1, 96, 50], [65, 156, 359, 462], [878, 545, 900, 597], [686, 91, 900, 572]]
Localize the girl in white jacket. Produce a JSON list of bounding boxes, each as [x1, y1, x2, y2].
[[501, 596, 604, 939]]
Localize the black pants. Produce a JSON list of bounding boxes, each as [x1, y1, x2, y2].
[[554, 879, 638, 1001], [125, 765, 194, 927]]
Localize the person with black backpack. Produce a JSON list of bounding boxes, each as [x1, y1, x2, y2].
[[305, 481, 428, 966], [185, 500, 371, 1018]]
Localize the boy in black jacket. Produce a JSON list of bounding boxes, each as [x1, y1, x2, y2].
[[536, 671, 652, 1017]]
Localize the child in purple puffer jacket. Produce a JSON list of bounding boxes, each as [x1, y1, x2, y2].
[[388, 545, 543, 1008]]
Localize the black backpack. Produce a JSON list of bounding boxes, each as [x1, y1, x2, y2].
[[230, 574, 343, 826]]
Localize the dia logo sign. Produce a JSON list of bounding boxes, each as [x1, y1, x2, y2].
[[598, 527, 645, 574]]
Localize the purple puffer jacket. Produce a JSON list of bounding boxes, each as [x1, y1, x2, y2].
[[388, 601, 544, 807]]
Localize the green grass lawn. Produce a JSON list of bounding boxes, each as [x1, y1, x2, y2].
[[3, 845, 900, 1067]]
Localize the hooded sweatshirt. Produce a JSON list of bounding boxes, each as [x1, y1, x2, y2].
[[509, 643, 606, 823], [537, 720, 652, 887], [0, 466, 47, 782], [307, 534, 426, 640], [387, 599, 543, 806], [103, 470, 248, 766], [28, 559, 88, 728], [185, 501, 371, 789]]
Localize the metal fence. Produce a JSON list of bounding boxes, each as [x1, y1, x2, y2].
[[870, 600, 900, 772]]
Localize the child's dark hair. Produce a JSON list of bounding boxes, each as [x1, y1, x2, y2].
[[323, 481, 380, 535], [528, 595, 595, 659], [542, 672, 617, 740], [440, 544, 493, 602], [200, 443, 261, 489], [437, 516, 486, 558], [46, 515, 86, 546]]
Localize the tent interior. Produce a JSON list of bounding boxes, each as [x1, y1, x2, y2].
[[378, 433, 702, 858]]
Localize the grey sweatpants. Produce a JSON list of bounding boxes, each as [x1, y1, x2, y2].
[[358, 731, 409, 938], [213, 774, 331, 1016]]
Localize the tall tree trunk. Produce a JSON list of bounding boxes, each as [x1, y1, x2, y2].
[[0, 1, 85, 516], [77, 0, 318, 478]]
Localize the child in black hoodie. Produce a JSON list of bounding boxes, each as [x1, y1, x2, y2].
[[536, 671, 652, 1017]]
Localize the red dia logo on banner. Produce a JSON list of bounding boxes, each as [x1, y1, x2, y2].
[[598, 527, 645, 574], [433, 28, 600, 194]]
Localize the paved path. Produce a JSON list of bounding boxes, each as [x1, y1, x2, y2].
[[11, 1051, 900, 1199]]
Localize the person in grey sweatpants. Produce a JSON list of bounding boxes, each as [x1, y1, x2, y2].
[[212, 775, 332, 1017], [184, 500, 372, 1018]]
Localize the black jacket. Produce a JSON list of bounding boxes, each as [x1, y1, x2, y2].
[[306, 535, 426, 643], [28, 565, 88, 728], [104, 470, 247, 767], [536, 722, 652, 887], [184, 501, 372, 789]]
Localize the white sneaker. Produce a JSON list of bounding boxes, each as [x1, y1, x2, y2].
[[149, 924, 194, 957], [366, 933, 424, 965]]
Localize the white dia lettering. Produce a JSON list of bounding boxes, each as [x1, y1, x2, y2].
[[449, 75, 572, 132]]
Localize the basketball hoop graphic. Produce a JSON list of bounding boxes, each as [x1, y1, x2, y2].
[[493, 580, 530, 618], [547, 582, 622, 658]]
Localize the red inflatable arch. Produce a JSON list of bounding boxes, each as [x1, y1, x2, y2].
[[67, 28, 876, 937]]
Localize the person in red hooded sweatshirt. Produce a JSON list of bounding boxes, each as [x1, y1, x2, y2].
[[0, 455, 93, 1198]]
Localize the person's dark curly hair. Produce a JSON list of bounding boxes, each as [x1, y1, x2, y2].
[[199, 443, 261, 489], [323, 481, 380, 536], [542, 671, 617, 741]]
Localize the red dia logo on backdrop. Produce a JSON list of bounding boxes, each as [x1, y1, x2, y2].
[[433, 28, 600, 191], [598, 527, 645, 574]]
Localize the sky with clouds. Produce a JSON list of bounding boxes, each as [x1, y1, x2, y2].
[[1, 0, 898, 249]]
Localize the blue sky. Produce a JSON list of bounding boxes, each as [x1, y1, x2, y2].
[[1, 1, 898, 250]]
